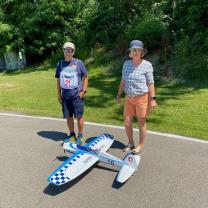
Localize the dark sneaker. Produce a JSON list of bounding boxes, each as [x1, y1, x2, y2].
[[76, 138, 83, 145], [76, 133, 84, 145]]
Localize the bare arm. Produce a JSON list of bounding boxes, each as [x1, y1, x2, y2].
[[57, 78, 62, 104], [148, 83, 155, 98], [79, 75, 88, 98], [148, 83, 157, 108], [117, 80, 125, 103], [82, 75, 88, 92]]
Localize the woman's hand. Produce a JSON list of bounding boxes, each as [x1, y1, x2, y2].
[[116, 95, 121, 104], [150, 99, 157, 109]]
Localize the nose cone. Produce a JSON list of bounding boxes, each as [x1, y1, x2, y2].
[[62, 142, 77, 153], [63, 142, 69, 151]]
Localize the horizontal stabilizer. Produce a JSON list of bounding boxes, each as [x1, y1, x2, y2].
[[116, 153, 140, 183], [116, 164, 135, 183]]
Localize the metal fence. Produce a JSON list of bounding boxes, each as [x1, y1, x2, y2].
[[3, 52, 26, 70]]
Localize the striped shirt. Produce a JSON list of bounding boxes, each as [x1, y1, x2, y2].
[[122, 59, 154, 96]]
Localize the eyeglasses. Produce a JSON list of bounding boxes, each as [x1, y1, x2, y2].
[[130, 48, 142, 52], [63, 48, 74, 54]]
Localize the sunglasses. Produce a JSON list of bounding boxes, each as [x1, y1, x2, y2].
[[130, 48, 142, 52], [63, 48, 74, 54]]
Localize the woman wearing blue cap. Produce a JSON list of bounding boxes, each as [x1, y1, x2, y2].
[[117, 40, 157, 154]]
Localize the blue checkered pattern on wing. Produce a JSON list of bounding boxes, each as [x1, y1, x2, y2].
[[88, 133, 113, 148], [84, 133, 114, 151], [49, 153, 84, 185], [122, 60, 154, 96], [89, 135, 104, 148]]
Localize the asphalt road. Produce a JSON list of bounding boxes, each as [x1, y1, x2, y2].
[[0, 113, 208, 208]]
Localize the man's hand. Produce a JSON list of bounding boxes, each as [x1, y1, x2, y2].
[[79, 91, 85, 99]]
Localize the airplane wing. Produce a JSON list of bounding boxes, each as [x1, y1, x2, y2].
[[85, 133, 114, 153], [48, 150, 98, 186]]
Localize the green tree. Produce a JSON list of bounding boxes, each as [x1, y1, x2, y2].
[[170, 0, 208, 80]]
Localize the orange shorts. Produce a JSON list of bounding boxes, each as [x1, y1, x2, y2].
[[124, 93, 149, 118]]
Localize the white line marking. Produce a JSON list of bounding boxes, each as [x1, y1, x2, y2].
[[0, 112, 207, 144]]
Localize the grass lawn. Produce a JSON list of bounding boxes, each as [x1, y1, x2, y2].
[[0, 67, 208, 140]]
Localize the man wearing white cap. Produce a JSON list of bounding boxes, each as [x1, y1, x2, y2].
[[55, 41, 88, 144]]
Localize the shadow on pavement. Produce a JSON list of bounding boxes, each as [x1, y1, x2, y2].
[[56, 155, 69, 161], [111, 140, 125, 150], [112, 179, 126, 189], [94, 164, 118, 173], [37, 131, 68, 141]]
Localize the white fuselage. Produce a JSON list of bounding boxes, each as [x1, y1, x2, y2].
[[63, 142, 125, 168]]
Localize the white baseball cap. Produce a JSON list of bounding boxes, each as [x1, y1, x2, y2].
[[63, 42, 75, 50]]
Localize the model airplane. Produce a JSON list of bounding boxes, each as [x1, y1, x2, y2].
[[48, 133, 140, 185]]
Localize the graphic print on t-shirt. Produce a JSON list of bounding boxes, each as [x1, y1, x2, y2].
[[60, 64, 78, 89]]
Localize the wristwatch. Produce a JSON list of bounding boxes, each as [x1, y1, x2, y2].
[[150, 96, 156, 100], [81, 90, 87, 94]]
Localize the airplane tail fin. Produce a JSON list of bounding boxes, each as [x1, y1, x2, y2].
[[116, 153, 141, 183]]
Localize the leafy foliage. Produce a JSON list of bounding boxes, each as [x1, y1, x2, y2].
[[0, 0, 207, 80], [170, 0, 208, 81], [127, 12, 168, 50]]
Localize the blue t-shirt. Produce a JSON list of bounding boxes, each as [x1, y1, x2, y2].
[[55, 58, 88, 99]]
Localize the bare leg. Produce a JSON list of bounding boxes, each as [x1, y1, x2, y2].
[[67, 116, 74, 133], [131, 117, 147, 154], [77, 116, 84, 135], [137, 117, 147, 148], [124, 115, 134, 145]]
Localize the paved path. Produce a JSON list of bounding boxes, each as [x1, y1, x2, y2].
[[0, 113, 208, 208]]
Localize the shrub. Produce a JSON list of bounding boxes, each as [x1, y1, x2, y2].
[[127, 12, 168, 50], [174, 32, 208, 81]]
